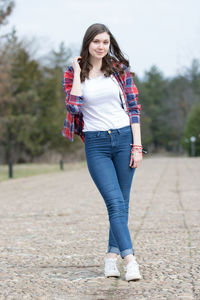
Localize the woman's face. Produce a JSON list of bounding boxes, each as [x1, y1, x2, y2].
[[88, 32, 110, 59]]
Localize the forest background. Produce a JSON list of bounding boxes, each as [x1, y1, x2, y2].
[[0, 0, 200, 164]]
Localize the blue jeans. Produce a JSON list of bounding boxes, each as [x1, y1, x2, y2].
[[84, 125, 136, 259]]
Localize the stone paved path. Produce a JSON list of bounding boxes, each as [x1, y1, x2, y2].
[[0, 157, 199, 300]]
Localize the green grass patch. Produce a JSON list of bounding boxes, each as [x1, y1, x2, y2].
[[0, 161, 87, 182]]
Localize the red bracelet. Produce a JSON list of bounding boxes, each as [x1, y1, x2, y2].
[[130, 144, 143, 148], [131, 144, 143, 158]]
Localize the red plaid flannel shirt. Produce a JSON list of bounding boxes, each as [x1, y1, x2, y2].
[[62, 63, 141, 142]]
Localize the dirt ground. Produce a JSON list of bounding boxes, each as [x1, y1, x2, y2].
[[0, 157, 199, 299]]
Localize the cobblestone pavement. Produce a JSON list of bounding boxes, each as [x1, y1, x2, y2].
[[0, 157, 199, 300]]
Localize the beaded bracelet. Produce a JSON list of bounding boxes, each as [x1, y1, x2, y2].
[[130, 144, 143, 148], [130, 144, 147, 157], [131, 150, 143, 156], [130, 144, 148, 154]]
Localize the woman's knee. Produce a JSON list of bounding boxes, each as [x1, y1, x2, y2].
[[107, 204, 127, 221]]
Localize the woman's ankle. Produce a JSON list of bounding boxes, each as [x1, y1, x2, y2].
[[106, 252, 118, 259], [124, 254, 135, 264]]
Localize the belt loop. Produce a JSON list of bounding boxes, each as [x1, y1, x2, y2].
[[117, 129, 120, 135], [96, 132, 100, 137]]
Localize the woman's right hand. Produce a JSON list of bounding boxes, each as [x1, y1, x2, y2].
[[72, 56, 82, 74]]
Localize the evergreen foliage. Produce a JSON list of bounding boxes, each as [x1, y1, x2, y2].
[[0, 1, 200, 162], [183, 102, 200, 156]]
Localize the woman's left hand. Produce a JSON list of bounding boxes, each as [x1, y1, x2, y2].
[[129, 150, 143, 168]]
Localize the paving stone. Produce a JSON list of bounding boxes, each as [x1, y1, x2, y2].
[[0, 157, 199, 299]]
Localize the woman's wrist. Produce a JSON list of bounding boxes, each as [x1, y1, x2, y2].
[[74, 71, 81, 77], [130, 144, 143, 155], [130, 144, 143, 148]]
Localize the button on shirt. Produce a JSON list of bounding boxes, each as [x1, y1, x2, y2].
[[81, 74, 130, 132]]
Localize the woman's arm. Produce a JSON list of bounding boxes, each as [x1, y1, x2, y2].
[[71, 70, 82, 96], [129, 123, 143, 169], [63, 65, 83, 115], [123, 67, 143, 168], [123, 66, 141, 124], [131, 123, 142, 146]]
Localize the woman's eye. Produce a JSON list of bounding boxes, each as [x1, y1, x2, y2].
[[93, 41, 109, 44]]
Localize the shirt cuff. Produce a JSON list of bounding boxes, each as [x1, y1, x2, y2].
[[129, 115, 140, 124]]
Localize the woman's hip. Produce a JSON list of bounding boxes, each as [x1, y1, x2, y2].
[[84, 125, 133, 152]]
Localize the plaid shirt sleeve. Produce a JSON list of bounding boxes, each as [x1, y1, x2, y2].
[[123, 67, 141, 123], [63, 66, 84, 114]]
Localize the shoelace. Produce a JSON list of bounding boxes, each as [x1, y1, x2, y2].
[[105, 259, 118, 271], [125, 259, 139, 271], [109, 264, 118, 271]]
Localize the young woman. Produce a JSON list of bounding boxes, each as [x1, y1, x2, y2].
[[62, 23, 143, 281]]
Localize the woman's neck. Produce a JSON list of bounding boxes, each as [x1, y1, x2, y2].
[[89, 57, 102, 71]]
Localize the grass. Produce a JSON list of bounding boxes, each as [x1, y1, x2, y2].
[[0, 161, 87, 182]]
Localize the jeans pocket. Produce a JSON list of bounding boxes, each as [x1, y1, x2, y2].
[[120, 126, 131, 136], [84, 132, 98, 140], [120, 129, 133, 145]]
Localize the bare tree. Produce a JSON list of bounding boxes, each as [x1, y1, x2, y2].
[[0, 0, 14, 26], [0, 0, 15, 41]]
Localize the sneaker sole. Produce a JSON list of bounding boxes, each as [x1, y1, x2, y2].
[[105, 272, 120, 278], [125, 275, 142, 281]]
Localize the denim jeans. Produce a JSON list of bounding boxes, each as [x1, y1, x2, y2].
[[84, 125, 136, 259]]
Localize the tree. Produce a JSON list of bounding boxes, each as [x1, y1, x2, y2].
[[0, 37, 78, 163], [140, 65, 171, 150], [165, 59, 199, 151], [0, 0, 14, 26], [46, 41, 72, 70], [0, 37, 43, 163], [0, 0, 15, 41], [39, 42, 78, 154], [182, 102, 200, 156]]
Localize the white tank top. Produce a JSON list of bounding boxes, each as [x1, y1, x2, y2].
[[81, 74, 130, 132]]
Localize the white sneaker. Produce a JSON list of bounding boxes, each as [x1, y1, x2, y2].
[[124, 256, 142, 281], [104, 257, 120, 278]]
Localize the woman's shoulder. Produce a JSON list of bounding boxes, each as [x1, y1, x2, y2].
[[121, 63, 130, 72], [64, 65, 74, 73], [112, 61, 130, 71]]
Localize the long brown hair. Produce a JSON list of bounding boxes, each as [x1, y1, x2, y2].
[[79, 23, 130, 82]]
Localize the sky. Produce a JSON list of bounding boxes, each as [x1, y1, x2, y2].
[[3, 0, 200, 78]]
